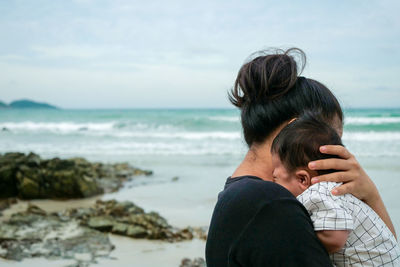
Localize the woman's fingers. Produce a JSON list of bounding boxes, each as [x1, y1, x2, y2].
[[311, 171, 349, 184], [308, 145, 396, 237], [309, 146, 360, 172], [319, 145, 352, 159], [311, 173, 355, 196], [331, 183, 354, 196], [308, 145, 373, 201], [311, 172, 358, 197], [308, 158, 351, 171], [309, 146, 363, 197]]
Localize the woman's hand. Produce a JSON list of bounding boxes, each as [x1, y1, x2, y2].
[[308, 145, 397, 239], [308, 145, 377, 201]]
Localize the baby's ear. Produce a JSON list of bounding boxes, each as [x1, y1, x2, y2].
[[295, 169, 311, 190]]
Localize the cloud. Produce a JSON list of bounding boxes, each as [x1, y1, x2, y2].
[[0, 0, 399, 108], [0, 61, 235, 108], [31, 45, 108, 59]]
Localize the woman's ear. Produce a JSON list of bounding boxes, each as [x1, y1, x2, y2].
[[295, 169, 312, 190]]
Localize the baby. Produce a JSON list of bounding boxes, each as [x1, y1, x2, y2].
[[271, 113, 399, 266]]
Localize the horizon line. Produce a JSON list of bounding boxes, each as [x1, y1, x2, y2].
[[3, 106, 400, 110]]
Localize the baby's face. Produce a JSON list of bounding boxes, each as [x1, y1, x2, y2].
[[271, 154, 305, 197]]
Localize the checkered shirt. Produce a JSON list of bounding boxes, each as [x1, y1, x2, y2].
[[297, 182, 400, 266]]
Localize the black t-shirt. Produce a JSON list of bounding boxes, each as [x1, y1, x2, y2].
[[205, 176, 332, 267]]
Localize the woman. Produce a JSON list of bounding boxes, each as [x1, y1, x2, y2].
[[205, 48, 396, 266]]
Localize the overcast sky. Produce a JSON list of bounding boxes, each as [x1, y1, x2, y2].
[[1, 0, 399, 108]]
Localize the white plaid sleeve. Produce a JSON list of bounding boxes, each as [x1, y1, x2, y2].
[[297, 182, 354, 231]]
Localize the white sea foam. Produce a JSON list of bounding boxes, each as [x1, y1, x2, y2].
[[0, 121, 116, 133], [0, 140, 245, 156], [0, 121, 180, 135], [343, 131, 400, 141], [0, 121, 240, 140], [209, 116, 400, 125], [2, 130, 400, 156], [208, 116, 240, 122], [345, 117, 400, 125], [1, 117, 400, 157], [90, 131, 241, 140]]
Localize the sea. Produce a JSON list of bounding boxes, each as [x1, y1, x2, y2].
[[1, 108, 400, 234]]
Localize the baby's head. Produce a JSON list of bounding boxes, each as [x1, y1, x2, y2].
[[271, 112, 343, 196]]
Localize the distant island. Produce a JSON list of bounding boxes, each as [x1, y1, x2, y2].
[[0, 99, 58, 109]]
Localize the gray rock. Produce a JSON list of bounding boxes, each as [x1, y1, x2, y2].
[[0, 205, 114, 264], [87, 216, 114, 231], [180, 257, 206, 267], [0, 152, 153, 199], [126, 225, 148, 238], [68, 199, 207, 242], [111, 223, 128, 235], [0, 200, 207, 265]]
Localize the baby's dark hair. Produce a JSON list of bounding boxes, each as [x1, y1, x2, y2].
[[271, 112, 343, 175]]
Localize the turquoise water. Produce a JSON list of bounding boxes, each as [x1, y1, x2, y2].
[[0, 108, 399, 231], [1, 108, 399, 157], [0, 109, 243, 158]]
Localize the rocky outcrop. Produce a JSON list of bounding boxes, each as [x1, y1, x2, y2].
[[64, 199, 206, 242], [0, 200, 206, 264], [0, 152, 152, 199], [180, 257, 206, 267], [0, 204, 114, 264]]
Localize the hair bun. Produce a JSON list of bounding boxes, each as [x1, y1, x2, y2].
[[229, 48, 306, 108]]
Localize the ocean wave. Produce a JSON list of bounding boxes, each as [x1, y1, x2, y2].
[[208, 116, 240, 122], [2, 139, 398, 157], [0, 141, 246, 156], [0, 121, 240, 140], [0, 121, 116, 133], [3, 121, 400, 142], [0, 121, 179, 134], [208, 116, 400, 125], [343, 131, 400, 141], [89, 131, 241, 140], [2, 132, 399, 157], [345, 117, 400, 125]]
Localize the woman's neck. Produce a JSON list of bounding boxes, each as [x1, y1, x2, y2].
[[232, 123, 289, 181], [231, 142, 274, 181]]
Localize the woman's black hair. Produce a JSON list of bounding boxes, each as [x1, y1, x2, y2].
[[229, 48, 343, 147], [271, 112, 343, 175]]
